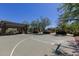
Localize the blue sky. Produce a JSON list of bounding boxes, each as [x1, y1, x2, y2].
[[0, 3, 60, 28]]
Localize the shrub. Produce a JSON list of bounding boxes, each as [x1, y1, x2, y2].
[[56, 30, 67, 35], [43, 30, 51, 34]]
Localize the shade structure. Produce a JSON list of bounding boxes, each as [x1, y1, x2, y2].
[[0, 21, 28, 34]]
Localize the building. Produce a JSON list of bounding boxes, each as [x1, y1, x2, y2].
[[0, 20, 28, 35]]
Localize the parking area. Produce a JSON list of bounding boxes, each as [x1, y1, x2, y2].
[[0, 34, 74, 56]]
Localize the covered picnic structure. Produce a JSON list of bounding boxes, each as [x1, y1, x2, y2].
[[0, 21, 28, 34]]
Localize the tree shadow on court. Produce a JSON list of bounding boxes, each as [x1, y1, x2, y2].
[[67, 40, 79, 56]]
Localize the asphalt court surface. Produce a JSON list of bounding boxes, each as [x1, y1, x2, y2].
[[0, 34, 74, 56]]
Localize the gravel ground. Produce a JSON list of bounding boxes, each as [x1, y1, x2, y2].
[[0, 33, 75, 56]]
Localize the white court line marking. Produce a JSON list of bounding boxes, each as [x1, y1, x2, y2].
[[10, 35, 55, 56], [10, 39, 27, 56]]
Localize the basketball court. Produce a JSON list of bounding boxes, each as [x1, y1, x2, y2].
[[0, 34, 74, 56]]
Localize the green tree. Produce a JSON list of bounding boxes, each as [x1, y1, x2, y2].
[[40, 17, 51, 31], [58, 3, 79, 34], [58, 3, 79, 22], [31, 17, 51, 32], [70, 21, 79, 33]]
